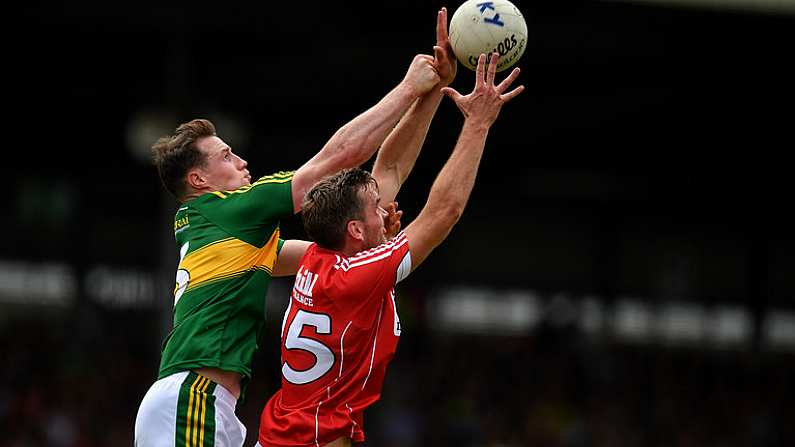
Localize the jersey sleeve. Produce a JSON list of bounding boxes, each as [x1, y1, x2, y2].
[[330, 232, 412, 302], [192, 171, 294, 244]]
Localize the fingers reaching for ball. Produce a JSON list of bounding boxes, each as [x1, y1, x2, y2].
[[442, 52, 524, 127]]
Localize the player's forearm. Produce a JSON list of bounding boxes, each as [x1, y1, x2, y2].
[[424, 120, 489, 225], [372, 89, 443, 203], [291, 82, 420, 212], [374, 89, 444, 181], [323, 82, 420, 169]]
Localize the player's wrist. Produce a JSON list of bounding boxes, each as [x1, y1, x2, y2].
[[461, 118, 491, 135], [417, 86, 445, 106]]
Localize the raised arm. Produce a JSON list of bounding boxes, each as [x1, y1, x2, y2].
[[372, 7, 457, 204], [289, 55, 440, 212], [403, 53, 524, 270]]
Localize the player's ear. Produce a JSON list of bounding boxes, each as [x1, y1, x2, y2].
[[186, 169, 206, 190], [346, 220, 365, 242]]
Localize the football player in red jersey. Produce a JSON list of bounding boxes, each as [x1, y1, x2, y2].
[[257, 51, 523, 447]]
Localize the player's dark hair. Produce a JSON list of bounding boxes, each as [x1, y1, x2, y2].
[[151, 118, 217, 200], [302, 168, 378, 251]]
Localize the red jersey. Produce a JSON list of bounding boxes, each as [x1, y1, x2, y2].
[[258, 232, 412, 446]]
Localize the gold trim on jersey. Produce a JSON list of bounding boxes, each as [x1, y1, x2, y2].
[[177, 229, 280, 294], [207, 172, 294, 200]]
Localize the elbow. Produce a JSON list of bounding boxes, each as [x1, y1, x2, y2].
[[344, 138, 373, 167], [329, 139, 368, 172], [449, 204, 465, 224], [436, 201, 465, 228], [328, 125, 370, 166], [426, 190, 466, 225]]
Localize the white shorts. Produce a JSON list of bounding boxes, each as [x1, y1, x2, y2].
[[135, 371, 246, 447]]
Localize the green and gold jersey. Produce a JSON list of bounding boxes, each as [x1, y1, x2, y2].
[[158, 171, 294, 388]]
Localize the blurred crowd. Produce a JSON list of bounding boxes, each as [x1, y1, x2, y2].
[[1, 299, 793, 447]]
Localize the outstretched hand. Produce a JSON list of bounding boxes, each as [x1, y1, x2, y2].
[[383, 201, 403, 240], [433, 7, 457, 87], [440, 53, 524, 127]]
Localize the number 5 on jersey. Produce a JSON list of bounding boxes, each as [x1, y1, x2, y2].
[[282, 309, 336, 385]]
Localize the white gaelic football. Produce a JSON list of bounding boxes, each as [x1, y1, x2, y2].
[[449, 0, 527, 72]]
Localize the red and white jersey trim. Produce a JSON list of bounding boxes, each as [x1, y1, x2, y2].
[[333, 232, 411, 279], [350, 232, 407, 261]]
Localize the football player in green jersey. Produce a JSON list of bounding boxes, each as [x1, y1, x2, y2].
[[134, 8, 456, 447]]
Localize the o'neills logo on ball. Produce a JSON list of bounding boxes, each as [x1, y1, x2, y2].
[[467, 34, 525, 70]]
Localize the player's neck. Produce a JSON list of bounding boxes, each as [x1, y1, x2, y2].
[[339, 240, 366, 258], [182, 185, 215, 202]]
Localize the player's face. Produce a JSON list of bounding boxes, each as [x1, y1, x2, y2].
[[195, 136, 251, 191], [360, 185, 388, 249]]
